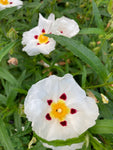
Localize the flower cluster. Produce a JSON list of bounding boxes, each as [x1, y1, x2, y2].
[[24, 74, 99, 149], [0, 0, 23, 10], [22, 13, 80, 56]]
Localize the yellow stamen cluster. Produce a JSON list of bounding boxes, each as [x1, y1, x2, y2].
[[38, 33, 49, 44], [50, 100, 70, 121], [0, 0, 9, 5]]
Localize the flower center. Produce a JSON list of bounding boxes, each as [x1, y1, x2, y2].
[[0, 0, 9, 5], [50, 100, 70, 121], [38, 33, 49, 44]]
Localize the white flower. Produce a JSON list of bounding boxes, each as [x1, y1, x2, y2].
[[42, 142, 84, 150], [22, 13, 56, 56], [0, 0, 23, 10], [24, 74, 99, 141], [51, 16, 80, 38]]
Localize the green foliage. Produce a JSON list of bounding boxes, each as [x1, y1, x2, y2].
[[0, 0, 113, 150]]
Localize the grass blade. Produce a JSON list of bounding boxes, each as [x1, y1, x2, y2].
[[0, 117, 15, 150], [0, 41, 16, 62]]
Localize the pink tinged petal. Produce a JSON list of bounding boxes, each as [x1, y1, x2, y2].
[[42, 29, 45, 33], [47, 100, 53, 105], [71, 108, 77, 114], [60, 121, 67, 126], [45, 113, 51, 120], [60, 93, 67, 100], [34, 35, 38, 39], [49, 32, 52, 34]]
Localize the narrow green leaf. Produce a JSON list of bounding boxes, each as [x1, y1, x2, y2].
[[0, 41, 16, 62], [79, 28, 105, 35], [0, 117, 15, 150], [0, 7, 17, 20], [90, 120, 113, 134], [92, 0, 104, 29], [0, 67, 17, 85], [35, 132, 86, 147], [107, 0, 113, 15], [0, 94, 7, 105], [48, 34, 108, 82]]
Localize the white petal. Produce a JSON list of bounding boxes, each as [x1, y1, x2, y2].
[[38, 13, 54, 33], [48, 13, 55, 21], [52, 16, 80, 38], [22, 38, 56, 56], [43, 142, 84, 150]]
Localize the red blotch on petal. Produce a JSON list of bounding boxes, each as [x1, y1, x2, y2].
[[47, 100, 53, 105], [34, 35, 38, 39], [60, 31, 63, 33], [45, 113, 51, 120], [42, 29, 45, 33], [60, 93, 67, 100], [60, 121, 67, 126], [71, 108, 77, 114], [46, 41, 49, 44], [10, 2, 13, 4], [49, 32, 52, 34], [37, 43, 40, 45]]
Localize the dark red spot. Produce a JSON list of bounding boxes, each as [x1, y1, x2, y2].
[[34, 35, 38, 39], [60, 93, 67, 100], [71, 108, 77, 114], [42, 29, 45, 33], [46, 41, 49, 44], [60, 31, 63, 33], [10, 2, 13, 4], [47, 100, 53, 105], [37, 43, 40, 45], [60, 121, 67, 126], [45, 113, 51, 120]]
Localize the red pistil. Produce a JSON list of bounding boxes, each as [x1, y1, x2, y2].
[[60, 120, 67, 126], [71, 108, 77, 114], [45, 113, 51, 120], [47, 100, 53, 105], [42, 29, 45, 33], [34, 35, 38, 39], [60, 93, 67, 100]]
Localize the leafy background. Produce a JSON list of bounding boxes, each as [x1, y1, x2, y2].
[[0, 0, 113, 149]]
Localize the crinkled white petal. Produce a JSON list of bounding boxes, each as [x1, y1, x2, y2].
[[0, 0, 23, 10], [38, 13, 54, 33], [24, 74, 99, 141], [22, 38, 56, 56], [43, 142, 84, 150], [52, 16, 80, 38], [48, 13, 55, 21]]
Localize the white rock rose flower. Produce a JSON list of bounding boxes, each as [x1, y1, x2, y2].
[[42, 142, 84, 150], [24, 74, 99, 142], [22, 13, 56, 56], [0, 0, 23, 10], [51, 16, 80, 38]]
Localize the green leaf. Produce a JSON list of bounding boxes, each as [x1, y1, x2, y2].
[[90, 120, 113, 134], [0, 67, 17, 85], [35, 131, 86, 147], [79, 28, 105, 35], [0, 7, 17, 20], [107, 0, 113, 15], [92, 0, 104, 29], [0, 117, 15, 150], [47, 34, 108, 82], [0, 41, 16, 62]]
